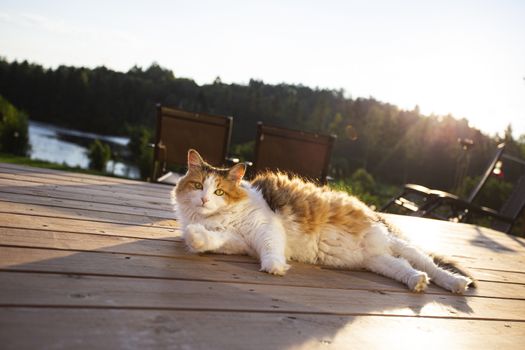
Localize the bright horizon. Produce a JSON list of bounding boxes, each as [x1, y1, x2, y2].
[[1, 0, 524, 138]]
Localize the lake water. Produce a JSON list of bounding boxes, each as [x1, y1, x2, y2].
[[28, 121, 140, 179]]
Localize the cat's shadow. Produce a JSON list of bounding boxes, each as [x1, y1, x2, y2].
[[219, 257, 475, 314]]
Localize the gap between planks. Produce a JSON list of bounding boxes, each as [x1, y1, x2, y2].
[[1, 271, 525, 321], [0, 162, 169, 190], [1, 304, 524, 323], [0, 201, 177, 229], [1, 245, 524, 298], [3, 210, 524, 274], [0, 171, 169, 198], [0, 175, 173, 208], [0, 187, 173, 212], [0, 212, 179, 236], [1, 266, 524, 301], [1, 226, 523, 280], [1, 309, 523, 350], [0, 192, 176, 219]]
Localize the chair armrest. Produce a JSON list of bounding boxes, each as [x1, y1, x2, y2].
[[435, 197, 513, 223], [427, 190, 460, 200], [404, 184, 432, 195]]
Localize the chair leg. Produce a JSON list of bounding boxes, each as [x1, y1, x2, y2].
[[381, 197, 398, 212], [417, 197, 443, 218], [381, 190, 407, 212]]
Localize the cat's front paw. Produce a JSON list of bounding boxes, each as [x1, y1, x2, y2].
[[260, 257, 291, 276], [184, 224, 210, 252]]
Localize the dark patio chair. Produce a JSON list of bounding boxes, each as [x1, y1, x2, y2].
[[382, 142, 525, 233], [381, 143, 506, 215], [420, 174, 525, 233], [151, 104, 233, 185], [250, 122, 336, 185]]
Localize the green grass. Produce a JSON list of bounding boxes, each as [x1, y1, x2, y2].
[[330, 178, 399, 209], [0, 153, 124, 178]]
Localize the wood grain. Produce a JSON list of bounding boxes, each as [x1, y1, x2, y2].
[[0, 199, 177, 228], [2, 271, 525, 320], [0, 177, 173, 210], [0, 191, 176, 219], [1, 163, 524, 349], [1, 308, 524, 350], [2, 245, 524, 297]]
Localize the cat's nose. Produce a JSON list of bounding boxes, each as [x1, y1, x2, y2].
[[201, 197, 209, 205]]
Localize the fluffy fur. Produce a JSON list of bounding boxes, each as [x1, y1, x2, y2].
[[175, 149, 474, 293]]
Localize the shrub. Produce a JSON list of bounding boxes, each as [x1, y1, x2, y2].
[[127, 126, 153, 179], [87, 139, 111, 171], [0, 95, 30, 156], [331, 168, 380, 208], [458, 175, 513, 209]]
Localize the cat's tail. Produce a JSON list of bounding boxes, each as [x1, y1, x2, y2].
[[375, 213, 477, 292]]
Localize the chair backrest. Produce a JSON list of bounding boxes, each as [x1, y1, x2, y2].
[[491, 175, 525, 233], [467, 143, 506, 203], [152, 104, 233, 179], [252, 122, 336, 184]]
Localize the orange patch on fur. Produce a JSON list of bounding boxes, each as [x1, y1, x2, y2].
[[252, 172, 374, 235]]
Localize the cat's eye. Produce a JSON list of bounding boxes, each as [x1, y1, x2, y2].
[[214, 189, 225, 196], [193, 182, 203, 190]]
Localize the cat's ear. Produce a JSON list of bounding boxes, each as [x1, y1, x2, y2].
[[187, 149, 204, 170], [228, 163, 246, 184]]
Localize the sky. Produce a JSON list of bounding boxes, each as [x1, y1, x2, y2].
[[1, 0, 524, 138]]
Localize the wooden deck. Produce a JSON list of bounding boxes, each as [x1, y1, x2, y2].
[[1, 163, 524, 349]]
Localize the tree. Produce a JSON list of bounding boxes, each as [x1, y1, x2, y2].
[[0, 95, 30, 156], [0, 57, 517, 194], [127, 126, 153, 179], [87, 139, 111, 171]]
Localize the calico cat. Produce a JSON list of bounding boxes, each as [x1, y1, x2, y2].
[[175, 149, 474, 293]]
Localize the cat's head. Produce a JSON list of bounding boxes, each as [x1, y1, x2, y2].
[[175, 149, 247, 216]]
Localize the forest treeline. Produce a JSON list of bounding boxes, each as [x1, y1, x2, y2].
[[1, 58, 524, 191]]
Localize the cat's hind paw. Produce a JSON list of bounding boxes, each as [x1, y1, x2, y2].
[[448, 275, 472, 294], [260, 258, 291, 276], [408, 272, 429, 293]]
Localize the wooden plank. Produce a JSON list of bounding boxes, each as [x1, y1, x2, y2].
[[0, 162, 169, 189], [2, 163, 523, 349], [1, 272, 525, 320], [0, 191, 176, 220], [1, 246, 524, 297], [0, 166, 169, 197], [470, 268, 525, 284], [405, 229, 525, 253], [0, 196, 522, 272], [0, 173, 173, 207], [386, 214, 525, 246], [1, 309, 523, 350], [4, 209, 522, 273], [0, 227, 187, 257], [0, 178, 173, 211], [0, 200, 177, 228], [0, 213, 180, 241], [3, 207, 517, 272], [410, 232, 525, 256], [2, 228, 524, 298]]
